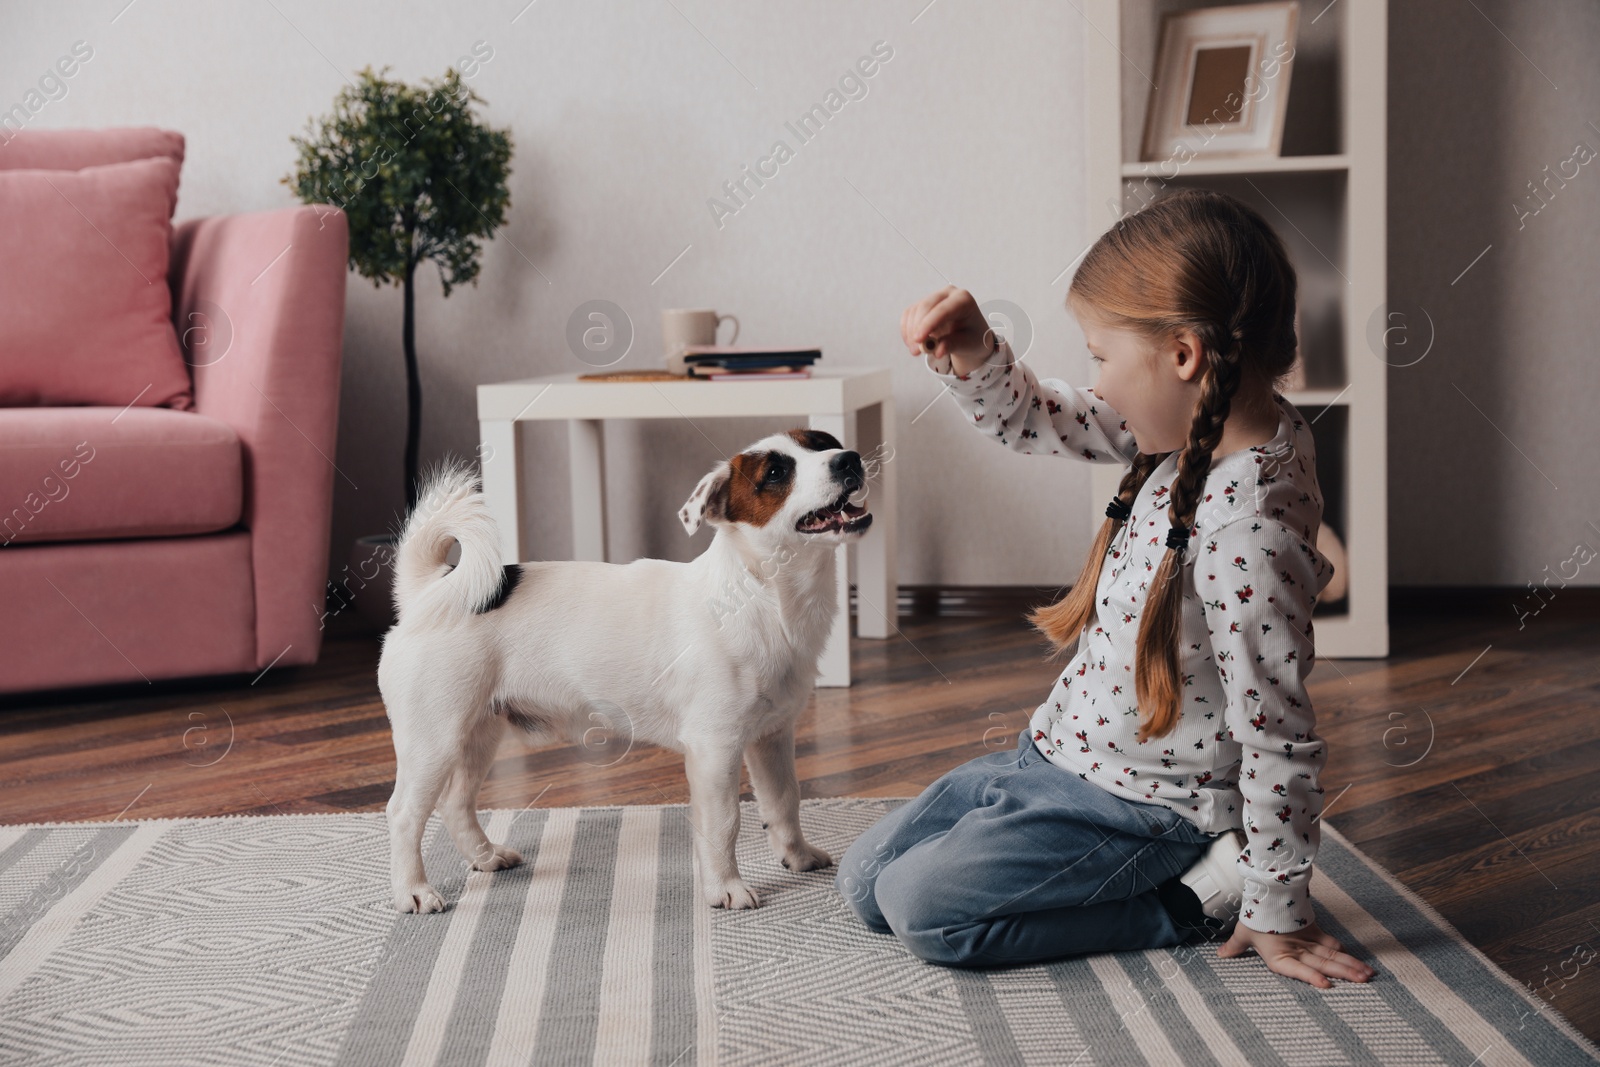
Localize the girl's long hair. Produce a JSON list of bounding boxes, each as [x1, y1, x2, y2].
[[1027, 188, 1300, 744]]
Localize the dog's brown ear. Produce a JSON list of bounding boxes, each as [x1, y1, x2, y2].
[[680, 461, 731, 535]]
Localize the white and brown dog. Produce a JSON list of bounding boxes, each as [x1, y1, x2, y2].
[[379, 428, 871, 913]]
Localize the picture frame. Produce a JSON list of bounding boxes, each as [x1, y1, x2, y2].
[[1140, 2, 1300, 164]]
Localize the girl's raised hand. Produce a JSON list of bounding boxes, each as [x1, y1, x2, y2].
[[1217, 919, 1377, 989], [900, 286, 996, 376]]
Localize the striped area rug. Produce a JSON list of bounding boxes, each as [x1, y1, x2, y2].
[[0, 798, 1595, 1066]]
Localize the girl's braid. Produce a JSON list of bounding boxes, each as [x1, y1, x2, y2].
[[1166, 324, 1246, 535], [1111, 450, 1166, 528]]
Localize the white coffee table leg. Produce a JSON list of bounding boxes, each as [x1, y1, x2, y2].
[[809, 413, 850, 687], [569, 419, 607, 562], [480, 418, 525, 565], [854, 399, 897, 639]]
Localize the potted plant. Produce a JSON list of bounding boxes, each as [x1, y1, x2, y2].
[[286, 64, 512, 628]]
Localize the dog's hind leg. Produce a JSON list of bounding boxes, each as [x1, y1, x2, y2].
[[386, 699, 470, 914], [439, 712, 523, 872], [745, 722, 833, 873], [684, 742, 759, 909]]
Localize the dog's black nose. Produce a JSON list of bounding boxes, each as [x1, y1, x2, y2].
[[831, 451, 864, 493]]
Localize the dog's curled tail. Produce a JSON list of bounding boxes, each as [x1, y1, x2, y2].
[[392, 461, 506, 623]]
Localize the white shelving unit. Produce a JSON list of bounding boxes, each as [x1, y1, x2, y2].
[[1083, 0, 1388, 657]]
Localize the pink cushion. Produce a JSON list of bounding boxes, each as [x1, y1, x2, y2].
[[0, 406, 240, 544], [0, 156, 192, 410], [0, 127, 184, 171]]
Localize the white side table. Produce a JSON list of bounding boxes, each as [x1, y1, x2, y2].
[[476, 366, 897, 687]]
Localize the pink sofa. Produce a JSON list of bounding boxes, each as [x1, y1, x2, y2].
[[0, 128, 347, 695]]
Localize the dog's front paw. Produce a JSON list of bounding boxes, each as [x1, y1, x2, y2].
[[394, 883, 447, 914], [707, 878, 760, 910], [470, 843, 523, 872], [779, 840, 834, 872]]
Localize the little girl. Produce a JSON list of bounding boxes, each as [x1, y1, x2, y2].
[[837, 188, 1374, 989]]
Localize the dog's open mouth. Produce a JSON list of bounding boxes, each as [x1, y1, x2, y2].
[[796, 490, 871, 534]]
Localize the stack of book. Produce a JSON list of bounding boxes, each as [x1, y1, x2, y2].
[[681, 345, 821, 380]]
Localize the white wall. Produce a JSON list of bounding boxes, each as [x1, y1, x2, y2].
[[6, 0, 1597, 590], [4, 0, 1103, 589], [1387, 0, 1600, 586]]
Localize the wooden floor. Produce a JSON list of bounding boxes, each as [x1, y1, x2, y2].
[[2, 585, 1597, 1041]]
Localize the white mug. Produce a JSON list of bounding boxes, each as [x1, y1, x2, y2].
[[663, 308, 739, 374]]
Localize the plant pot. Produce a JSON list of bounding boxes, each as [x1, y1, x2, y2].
[[344, 534, 398, 632]]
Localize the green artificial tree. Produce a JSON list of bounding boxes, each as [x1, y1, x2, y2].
[[286, 65, 513, 508]]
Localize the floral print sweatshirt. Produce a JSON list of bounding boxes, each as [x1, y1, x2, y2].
[[925, 339, 1337, 934]]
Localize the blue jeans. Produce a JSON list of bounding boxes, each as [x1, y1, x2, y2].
[[835, 728, 1217, 967]]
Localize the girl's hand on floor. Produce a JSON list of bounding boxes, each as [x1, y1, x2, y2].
[[901, 286, 996, 376], [1217, 920, 1377, 988]]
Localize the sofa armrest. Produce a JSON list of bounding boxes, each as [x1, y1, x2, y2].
[[168, 204, 348, 670]]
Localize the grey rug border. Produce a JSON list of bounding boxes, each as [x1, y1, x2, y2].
[[6, 796, 1599, 1059]]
